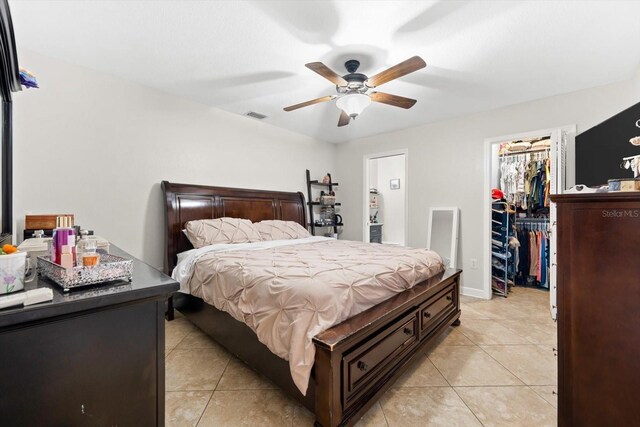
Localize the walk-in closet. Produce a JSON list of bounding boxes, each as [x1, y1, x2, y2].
[[485, 127, 571, 319]]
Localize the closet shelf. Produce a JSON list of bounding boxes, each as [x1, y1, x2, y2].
[[492, 251, 511, 260], [309, 180, 339, 187], [492, 239, 505, 247], [309, 201, 342, 206], [492, 264, 507, 273]]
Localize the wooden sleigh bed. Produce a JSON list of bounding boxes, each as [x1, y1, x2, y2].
[[162, 181, 462, 427]]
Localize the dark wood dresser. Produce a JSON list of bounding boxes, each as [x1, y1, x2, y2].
[[552, 192, 640, 426], [0, 245, 178, 426]]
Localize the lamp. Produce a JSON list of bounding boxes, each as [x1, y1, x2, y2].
[[336, 93, 371, 118]]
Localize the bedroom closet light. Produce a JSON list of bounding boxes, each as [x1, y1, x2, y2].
[[336, 93, 371, 118]]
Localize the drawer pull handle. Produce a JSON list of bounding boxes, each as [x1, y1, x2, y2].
[[446, 295, 453, 301], [423, 312, 431, 319], [403, 327, 413, 335], [357, 361, 369, 372]]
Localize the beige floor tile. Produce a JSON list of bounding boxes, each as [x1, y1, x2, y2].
[[530, 385, 558, 408], [481, 345, 557, 385], [176, 328, 221, 349], [293, 402, 388, 427], [165, 347, 230, 391], [165, 391, 211, 427], [197, 390, 295, 427], [353, 401, 389, 427], [429, 345, 523, 386], [455, 386, 557, 427], [394, 353, 448, 387], [463, 300, 536, 320], [165, 318, 198, 354], [459, 303, 494, 320], [216, 358, 278, 390], [460, 295, 484, 304], [430, 326, 475, 347], [291, 405, 316, 426], [457, 319, 530, 345], [162, 288, 559, 426], [381, 387, 481, 426], [501, 318, 557, 345]]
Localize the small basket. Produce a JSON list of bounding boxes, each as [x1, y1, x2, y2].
[[37, 253, 133, 291], [320, 195, 336, 205]]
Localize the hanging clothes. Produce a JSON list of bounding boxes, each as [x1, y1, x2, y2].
[[514, 220, 550, 289], [498, 150, 550, 213]]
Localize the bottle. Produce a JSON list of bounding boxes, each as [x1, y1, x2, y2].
[[75, 230, 90, 266], [81, 238, 100, 267], [52, 227, 76, 265]]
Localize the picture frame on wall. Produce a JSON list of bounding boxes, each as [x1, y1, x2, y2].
[[390, 178, 400, 190]]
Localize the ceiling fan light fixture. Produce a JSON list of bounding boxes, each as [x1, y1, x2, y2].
[[336, 93, 371, 118]]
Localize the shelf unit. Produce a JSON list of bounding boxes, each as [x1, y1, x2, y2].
[[306, 170, 343, 237], [368, 190, 382, 243], [491, 200, 515, 297]]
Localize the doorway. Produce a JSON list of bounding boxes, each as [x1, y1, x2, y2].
[[483, 125, 575, 320], [363, 150, 408, 246]]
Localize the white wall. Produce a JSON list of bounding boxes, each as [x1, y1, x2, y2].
[[635, 66, 640, 99], [13, 49, 335, 269], [373, 155, 405, 245], [336, 79, 638, 295]]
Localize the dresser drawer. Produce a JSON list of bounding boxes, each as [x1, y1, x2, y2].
[[420, 286, 456, 335], [343, 312, 418, 400]]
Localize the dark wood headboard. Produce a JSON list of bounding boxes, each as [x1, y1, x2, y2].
[[161, 181, 307, 274]]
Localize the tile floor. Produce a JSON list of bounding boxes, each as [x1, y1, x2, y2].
[[165, 287, 557, 426]]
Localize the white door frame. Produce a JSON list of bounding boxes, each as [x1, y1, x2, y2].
[[483, 125, 575, 300], [363, 149, 409, 245]]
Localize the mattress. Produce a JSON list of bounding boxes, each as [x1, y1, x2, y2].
[[172, 236, 444, 395]]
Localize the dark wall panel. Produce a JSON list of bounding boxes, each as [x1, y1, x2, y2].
[[575, 101, 640, 186]]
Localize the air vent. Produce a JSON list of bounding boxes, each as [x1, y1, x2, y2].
[[245, 111, 268, 120]]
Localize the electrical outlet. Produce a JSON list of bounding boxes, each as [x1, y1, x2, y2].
[[470, 258, 478, 269]]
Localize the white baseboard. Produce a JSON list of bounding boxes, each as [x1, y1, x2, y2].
[[461, 286, 490, 300]]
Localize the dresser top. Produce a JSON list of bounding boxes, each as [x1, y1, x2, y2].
[[0, 245, 178, 327], [551, 191, 640, 203]]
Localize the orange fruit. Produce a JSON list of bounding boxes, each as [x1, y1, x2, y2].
[[2, 244, 17, 254]]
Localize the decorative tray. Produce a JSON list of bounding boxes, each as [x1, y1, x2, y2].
[[37, 254, 133, 291]]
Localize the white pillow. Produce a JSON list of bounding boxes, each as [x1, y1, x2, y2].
[[255, 220, 310, 241], [184, 218, 262, 248]]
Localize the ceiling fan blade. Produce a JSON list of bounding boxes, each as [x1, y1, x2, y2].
[[283, 95, 336, 112], [370, 92, 417, 109], [365, 56, 427, 88], [338, 110, 351, 127], [305, 62, 348, 87]]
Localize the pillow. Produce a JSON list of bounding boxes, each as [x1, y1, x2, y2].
[[255, 220, 310, 241], [184, 217, 262, 248]]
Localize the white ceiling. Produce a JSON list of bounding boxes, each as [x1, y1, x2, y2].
[[9, 0, 640, 143]]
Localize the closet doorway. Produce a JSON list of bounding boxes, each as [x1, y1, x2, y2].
[[363, 150, 408, 246], [484, 126, 574, 320]]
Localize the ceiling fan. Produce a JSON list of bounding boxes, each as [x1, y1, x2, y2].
[[283, 56, 426, 127]]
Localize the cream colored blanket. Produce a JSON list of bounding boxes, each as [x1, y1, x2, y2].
[[173, 237, 444, 395]]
